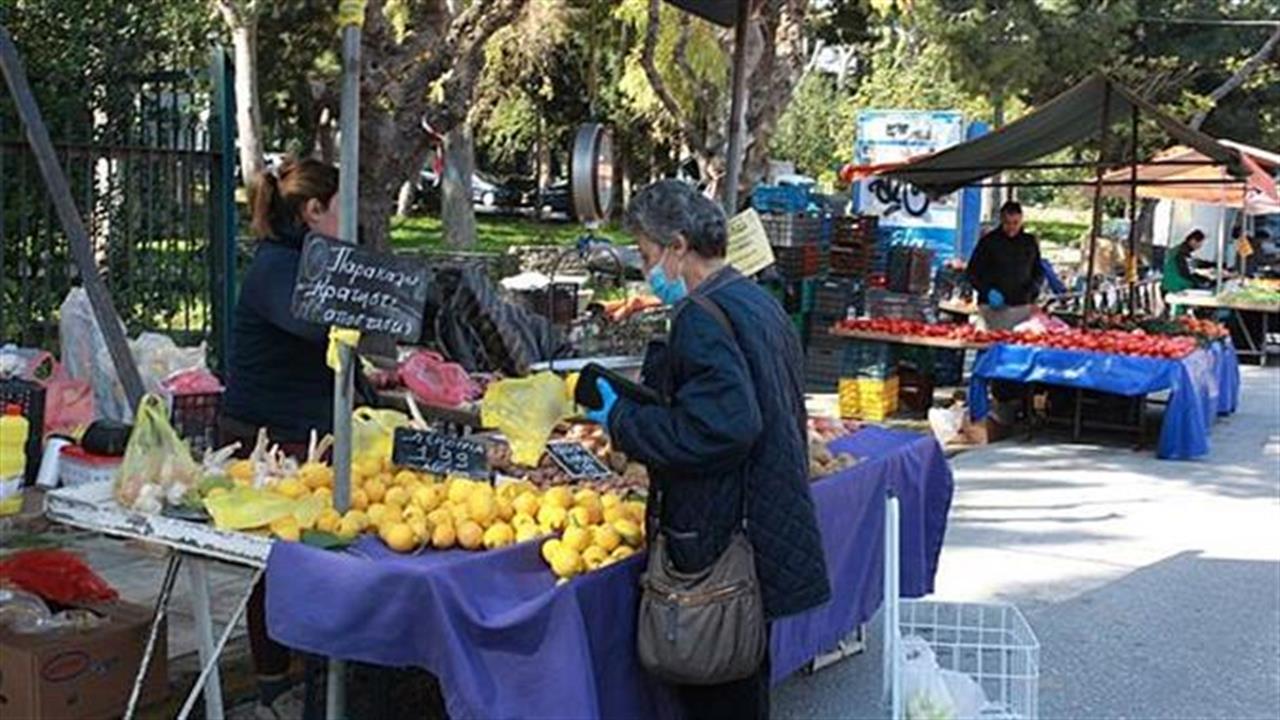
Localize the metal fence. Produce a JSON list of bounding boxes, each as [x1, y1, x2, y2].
[[0, 49, 235, 365]]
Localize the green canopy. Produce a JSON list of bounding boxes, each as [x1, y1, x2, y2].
[[882, 73, 1248, 195]]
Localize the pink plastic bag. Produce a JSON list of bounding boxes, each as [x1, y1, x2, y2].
[[398, 351, 478, 408], [14, 351, 95, 436]]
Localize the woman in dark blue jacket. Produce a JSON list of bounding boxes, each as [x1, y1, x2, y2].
[[592, 181, 831, 720], [219, 157, 341, 719]]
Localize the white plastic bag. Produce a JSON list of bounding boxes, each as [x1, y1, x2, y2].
[[59, 288, 131, 422], [928, 404, 966, 445], [902, 635, 957, 720]]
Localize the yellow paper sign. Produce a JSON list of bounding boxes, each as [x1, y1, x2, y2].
[[1236, 237, 1254, 258], [726, 209, 776, 276]]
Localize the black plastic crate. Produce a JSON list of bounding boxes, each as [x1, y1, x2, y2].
[[170, 391, 222, 456], [842, 341, 898, 379], [0, 378, 45, 485]]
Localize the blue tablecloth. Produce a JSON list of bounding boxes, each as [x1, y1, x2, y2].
[[265, 428, 953, 720], [968, 340, 1240, 460]]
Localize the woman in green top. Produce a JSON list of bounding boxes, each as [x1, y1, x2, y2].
[[1163, 229, 1212, 294]]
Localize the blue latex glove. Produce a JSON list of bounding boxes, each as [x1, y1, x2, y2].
[[988, 288, 1006, 309], [584, 377, 618, 429]]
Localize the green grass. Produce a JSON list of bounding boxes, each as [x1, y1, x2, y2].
[[1032, 218, 1089, 248], [390, 214, 629, 253]]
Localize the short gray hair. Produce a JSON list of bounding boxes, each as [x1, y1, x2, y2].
[[624, 180, 728, 258]]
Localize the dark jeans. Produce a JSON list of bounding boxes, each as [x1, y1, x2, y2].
[[674, 643, 771, 720]]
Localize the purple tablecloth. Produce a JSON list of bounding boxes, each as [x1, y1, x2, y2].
[[266, 427, 953, 720], [968, 340, 1240, 460]]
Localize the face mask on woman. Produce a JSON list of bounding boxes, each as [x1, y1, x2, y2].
[[647, 248, 687, 305]]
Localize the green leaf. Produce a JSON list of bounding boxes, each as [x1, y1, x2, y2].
[[301, 530, 355, 550]]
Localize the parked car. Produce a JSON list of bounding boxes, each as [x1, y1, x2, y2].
[[413, 168, 524, 212], [539, 180, 575, 220]]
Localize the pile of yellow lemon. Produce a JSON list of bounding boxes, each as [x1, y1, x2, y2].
[[224, 454, 648, 569]]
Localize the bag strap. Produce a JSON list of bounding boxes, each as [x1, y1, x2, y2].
[[655, 288, 750, 531]]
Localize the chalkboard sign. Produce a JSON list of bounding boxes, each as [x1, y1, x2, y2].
[[291, 234, 430, 341], [392, 428, 490, 478], [546, 441, 612, 479]]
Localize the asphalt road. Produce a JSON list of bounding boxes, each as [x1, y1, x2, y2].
[[775, 364, 1280, 720]]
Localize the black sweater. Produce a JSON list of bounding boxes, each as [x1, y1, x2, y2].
[[965, 228, 1045, 306]]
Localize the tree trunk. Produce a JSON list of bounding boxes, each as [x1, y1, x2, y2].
[[984, 91, 1005, 222], [442, 125, 477, 248], [229, 21, 264, 189]]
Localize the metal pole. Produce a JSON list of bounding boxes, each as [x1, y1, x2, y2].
[[1126, 106, 1140, 317], [329, 3, 364, 717], [210, 46, 238, 375], [1084, 83, 1114, 323], [721, 0, 751, 215]]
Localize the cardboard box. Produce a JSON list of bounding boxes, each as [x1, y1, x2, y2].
[[0, 601, 168, 720]]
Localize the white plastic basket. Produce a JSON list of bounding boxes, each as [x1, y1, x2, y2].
[[900, 600, 1040, 720], [883, 495, 1041, 720]]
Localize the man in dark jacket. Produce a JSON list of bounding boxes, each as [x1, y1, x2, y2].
[[588, 180, 830, 720], [966, 200, 1044, 330]]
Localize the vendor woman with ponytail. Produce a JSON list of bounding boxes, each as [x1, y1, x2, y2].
[[219, 157, 345, 718]]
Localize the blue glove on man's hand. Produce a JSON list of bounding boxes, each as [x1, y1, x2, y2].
[[988, 288, 1006, 309], [584, 377, 618, 429]]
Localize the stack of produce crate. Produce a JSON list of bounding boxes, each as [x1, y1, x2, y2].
[[761, 214, 828, 280], [830, 215, 877, 280], [837, 340, 899, 420], [885, 243, 935, 294], [866, 288, 937, 321]]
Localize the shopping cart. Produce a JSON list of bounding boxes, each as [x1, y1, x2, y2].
[[883, 495, 1041, 720]]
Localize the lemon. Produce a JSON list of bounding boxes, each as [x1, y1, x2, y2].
[[353, 457, 381, 480], [613, 518, 642, 547], [227, 459, 255, 483], [567, 506, 591, 529], [384, 486, 410, 509], [610, 545, 635, 561], [541, 538, 562, 564], [364, 479, 387, 504], [446, 478, 474, 504], [351, 489, 369, 511], [562, 524, 591, 553], [381, 523, 417, 553], [549, 546, 584, 578], [582, 546, 608, 570], [624, 501, 647, 522], [515, 523, 542, 543], [312, 487, 333, 507], [301, 462, 333, 489], [573, 488, 600, 507], [408, 518, 430, 543], [335, 517, 361, 541], [512, 512, 536, 528], [601, 493, 622, 510], [431, 522, 457, 549], [367, 503, 390, 527], [592, 525, 621, 553], [537, 505, 568, 532], [513, 492, 540, 518], [496, 496, 515, 522], [426, 508, 452, 527], [394, 470, 418, 487], [467, 492, 497, 526], [316, 509, 341, 533], [269, 516, 301, 542], [381, 506, 404, 528], [483, 523, 516, 550], [543, 486, 573, 510], [413, 485, 443, 512], [276, 477, 306, 500], [496, 482, 523, 502], [449, 502, 471, 525], [457, 521, 484, 550], [602, 506, 626, 524], [344, 510, 370, 531], [402, 505, 426, 523]]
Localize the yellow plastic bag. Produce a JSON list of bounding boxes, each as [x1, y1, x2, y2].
[[352, 407, 410, 464], [204, 486, 325, 531], [114, 394, 202, 513], [481, 372, 573, 466]]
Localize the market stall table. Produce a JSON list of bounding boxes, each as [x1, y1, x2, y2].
[[265, 426, 953, 720], [830, 327, 991, 351], [1165, 290, 1279, 365], [44, 480, 270, 720], [968, 340, 1240, 460]]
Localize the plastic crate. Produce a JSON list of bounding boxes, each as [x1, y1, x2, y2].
[[0, 378, 45, 484], [842, 341, 897, 379], [900, 600, 1040, 720], [867, 289, 936, 321], [773, 244, 826, 279], [935, 349, 966, 386], [752, 184, 810, 214], [812, 278, 859, 322], [169, 390, 222, 456], [839, 376, 899, 419], [59, 445, 122, 488], [760, 214, 826, 247]]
